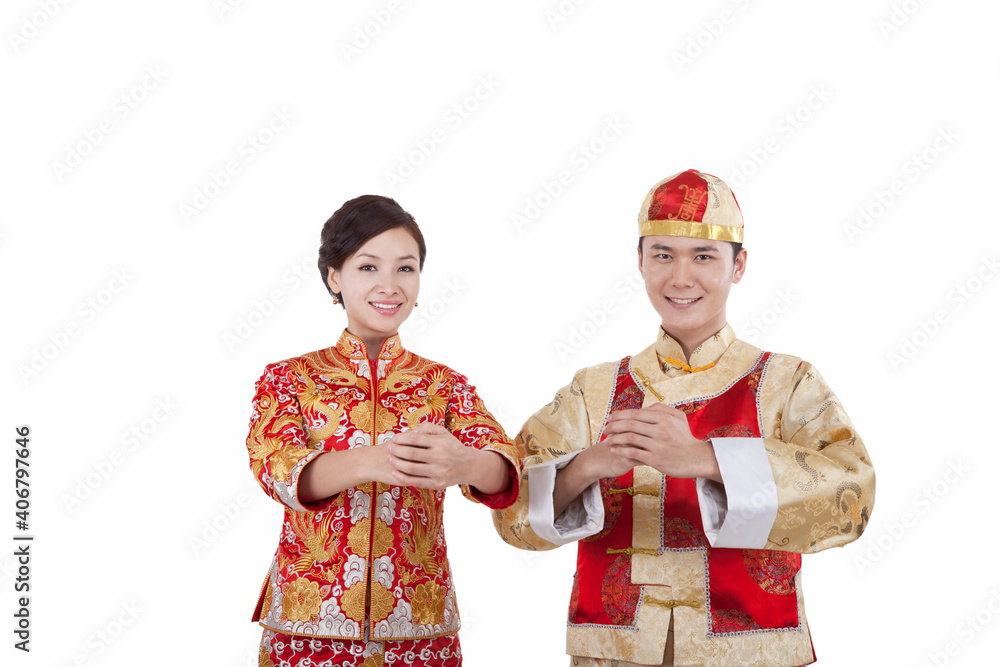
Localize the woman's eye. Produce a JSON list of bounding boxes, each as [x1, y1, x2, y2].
[[360, 264, 376, 271], [398, 265, 415, 272]]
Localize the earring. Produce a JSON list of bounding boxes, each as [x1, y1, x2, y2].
[[415, 302, 419, 307], [332, 295, 339, 305]]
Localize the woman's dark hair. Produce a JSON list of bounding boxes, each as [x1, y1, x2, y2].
[[318, 195, 427, 307]]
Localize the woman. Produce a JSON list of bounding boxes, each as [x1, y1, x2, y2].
[[246, 195, 519, 666]]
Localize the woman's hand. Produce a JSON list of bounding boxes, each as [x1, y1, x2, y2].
[[387, 423, 509, 493], [297, 444, 397, 503]]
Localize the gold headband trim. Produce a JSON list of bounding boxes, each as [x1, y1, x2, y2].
[[639, 219, 743, 243]]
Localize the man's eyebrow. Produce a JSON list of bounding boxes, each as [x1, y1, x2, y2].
[[648, 244, 720, 252]]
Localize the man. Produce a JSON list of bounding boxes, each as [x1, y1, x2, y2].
[[494, 169, 875, 666]]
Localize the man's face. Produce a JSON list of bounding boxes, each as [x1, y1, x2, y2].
[[638, 235, 746, 352]]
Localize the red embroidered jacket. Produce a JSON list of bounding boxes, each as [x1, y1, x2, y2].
[[247, 330, 519, 641]]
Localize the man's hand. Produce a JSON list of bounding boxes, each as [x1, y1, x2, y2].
[[603, 404, 722, 482], [550, 441, 642, 519], [584, 438, 642, 481]]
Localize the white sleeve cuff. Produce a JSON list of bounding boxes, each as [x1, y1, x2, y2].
[[526, 450, 604, 546], [697, 437, 778, 549]]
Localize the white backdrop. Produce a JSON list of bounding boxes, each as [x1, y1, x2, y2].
[[3, 1, 999, 665]]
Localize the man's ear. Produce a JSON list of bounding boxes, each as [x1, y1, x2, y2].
[[732, 248, 747, 284], [637, 243, 644, 273]]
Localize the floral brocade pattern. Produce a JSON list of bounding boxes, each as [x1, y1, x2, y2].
[[568, 573, 581, 620], [711, 609, 762, 634], [745, 353, 767, 395], [614, 357, 644, 411], [742, 550, 800, 596], [411, 581, 446, 625], [675, 399, 709, 415], [704, 424, 756, 439], [662, 517, 709, 549], [282, 577, 325, 623], [260, 628, 462, 666], [247, 330, 519, 642], [601, 554, 641, 625], [582, 477, 625, 543]]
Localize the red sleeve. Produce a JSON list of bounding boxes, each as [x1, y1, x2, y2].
[[446, 373, 521, 510], [246, 363, 324, 512]]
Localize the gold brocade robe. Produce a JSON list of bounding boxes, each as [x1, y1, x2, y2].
[[493, 325, 875, 666], [247, 330, 519, 641]]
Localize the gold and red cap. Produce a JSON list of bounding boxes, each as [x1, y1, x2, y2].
[[638, 169, 743, 243]]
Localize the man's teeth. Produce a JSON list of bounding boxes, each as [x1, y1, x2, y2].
[[669, 297, 699, 304], [371, 303, 399, 310]]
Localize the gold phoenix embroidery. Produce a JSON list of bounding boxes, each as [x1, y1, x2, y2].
[[402, 488, 443, 577]]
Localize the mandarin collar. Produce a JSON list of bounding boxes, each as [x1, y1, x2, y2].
[[655, 324, 735, 374], [334, 329, 405, 362]]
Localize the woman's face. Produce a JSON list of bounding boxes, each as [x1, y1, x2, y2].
[[327, 227, 421, 353]]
